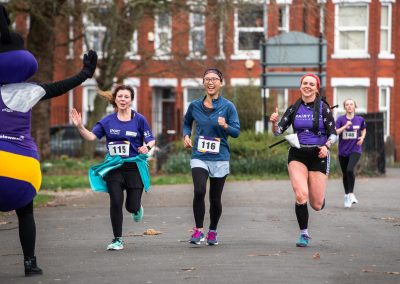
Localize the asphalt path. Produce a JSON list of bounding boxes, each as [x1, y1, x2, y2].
[[1, 169, 399, 284]]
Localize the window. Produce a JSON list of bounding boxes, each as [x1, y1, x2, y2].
[[67, 16, 74, 59], [83, 14, 106, 57], [379, 86, 390, 138], [232, 3, 264, 59], [122, 78, 140, 113], [154, 11, 172, 59], [278, 5, 289, 33], [126, 30, 140, 59], [188, 5, 205, 59], [333, 3, 369, 58], [182, 78, 203, 112], [82, 85, 98, 124], [334, 87, 368, 116], [378, 77, 393, 139], [379, 3, 393, 58], [184, 88, 203, 113]]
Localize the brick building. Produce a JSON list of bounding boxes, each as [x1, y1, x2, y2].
[[5, 0, 400, 160]]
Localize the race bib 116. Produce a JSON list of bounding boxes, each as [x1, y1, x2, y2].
[[197, 136, 221, 154]]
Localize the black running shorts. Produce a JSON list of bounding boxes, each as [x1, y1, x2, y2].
[[287, 146, 330, 175]]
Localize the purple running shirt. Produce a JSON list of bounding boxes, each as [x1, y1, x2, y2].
[[92, 111, 154, 157], [336, 115, 366, 157]]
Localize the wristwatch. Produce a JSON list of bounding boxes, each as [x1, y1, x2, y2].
[[146, 145, 152, 151]]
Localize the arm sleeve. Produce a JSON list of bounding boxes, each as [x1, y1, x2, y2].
[[322, 102, 337, 137], [141, 117, 155, 144], [91, 122, 105, 140], [225, 103, 240, 138], [275, 105, 294, 135], [38, 71, 88, 101]]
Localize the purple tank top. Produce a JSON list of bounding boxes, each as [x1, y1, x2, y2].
[[293, 102, 327, 145], [0, 90, 37, 155]]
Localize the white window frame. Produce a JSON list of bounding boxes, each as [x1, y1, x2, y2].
[[82, 14, 106, 58], [126, 30, 140, 60], [66, 15, 74, 60], [332, 1, 370, 59], [215, 20, 226, 60], [331, 77, 369, 116], [378, 1, 394, 59], [231, 0, 264, 60], [377, 77, 393, 139], [154, 11, 172, 60], [187, 3, 206, 60], [277, 4, 290, 33], [81, 79, 98, 124]]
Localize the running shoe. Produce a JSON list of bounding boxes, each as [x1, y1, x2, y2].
[[132, 205, 144, 222], [296, 234, 311, 247], [344, 194, 352, 208], [189, 227, 205, 245], [349, 193, 358, 204], [206, 230, 218, 246], [107, 238, 123, 250]]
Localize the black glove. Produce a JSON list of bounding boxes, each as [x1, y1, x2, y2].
[[81, 50, 97, 78]]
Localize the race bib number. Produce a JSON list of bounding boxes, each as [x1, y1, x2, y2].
[[197, 136, 221, 154], [108, 141, 130, 157], [343, 130, 357, 140]]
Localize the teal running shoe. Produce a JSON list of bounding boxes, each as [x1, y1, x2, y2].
[[132, 205, 144, 222], [296, 234, 311, 247], [107, 238, 123, 250]]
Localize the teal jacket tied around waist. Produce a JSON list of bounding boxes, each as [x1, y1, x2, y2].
[[88, 154, 150, 193]]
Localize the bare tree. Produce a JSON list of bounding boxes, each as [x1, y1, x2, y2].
[[7, 0, 68, 159]]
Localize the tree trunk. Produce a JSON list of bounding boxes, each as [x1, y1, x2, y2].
[[27, 0, 66, 160]]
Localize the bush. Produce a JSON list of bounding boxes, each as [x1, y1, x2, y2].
[[161, 151, 191, 174]]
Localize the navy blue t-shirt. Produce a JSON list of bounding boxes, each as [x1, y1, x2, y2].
[[92, 111, 154, 157]]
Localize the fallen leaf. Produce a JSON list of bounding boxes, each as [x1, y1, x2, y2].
[[313, 253, 320, 259], [143, 229, 162, 235], [181, 267, 196, 272]]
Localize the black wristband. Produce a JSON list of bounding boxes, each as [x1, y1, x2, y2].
[[324, 144, 330, 150], [146, 145, 152, 151]]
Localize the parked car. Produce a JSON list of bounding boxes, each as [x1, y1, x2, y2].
[[50, 125, 106, 157]]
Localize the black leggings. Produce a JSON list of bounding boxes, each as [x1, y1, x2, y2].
[[192, 167, 226, 230], [104, 163, 144, 238], [16, 201, 36, 258], [339, 153, 361, 194]]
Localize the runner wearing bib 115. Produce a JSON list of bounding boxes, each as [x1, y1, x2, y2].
[[71, 85, 155, 251]]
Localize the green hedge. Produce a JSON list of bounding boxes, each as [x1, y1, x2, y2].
[[161, 131, 343, 176]]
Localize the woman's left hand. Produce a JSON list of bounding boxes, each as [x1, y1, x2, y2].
[[356, 137, 364, 146], [318, 145, 329, 158]]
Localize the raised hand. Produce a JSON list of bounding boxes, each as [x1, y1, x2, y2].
[[70, 108, 83, 128], [218, 116, 228, 130], [270, 107, 279, 123], [81, 50, 98, 78]]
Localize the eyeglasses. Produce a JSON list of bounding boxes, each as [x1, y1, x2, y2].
[[204, 77, 220, 83]]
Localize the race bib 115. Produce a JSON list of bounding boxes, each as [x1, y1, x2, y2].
[[108, 141, 130, 157]]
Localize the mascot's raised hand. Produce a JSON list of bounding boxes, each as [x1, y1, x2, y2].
[[0, 4, 97, 276]]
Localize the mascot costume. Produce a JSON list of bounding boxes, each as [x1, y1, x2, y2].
[[0, 5, 97, 276]]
